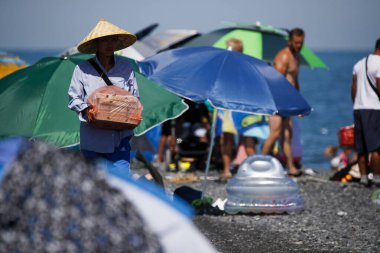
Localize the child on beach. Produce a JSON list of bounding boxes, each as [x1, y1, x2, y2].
[[324, 145, 357, 171]]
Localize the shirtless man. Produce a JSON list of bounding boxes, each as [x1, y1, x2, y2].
[[262, 28, 305, 176]]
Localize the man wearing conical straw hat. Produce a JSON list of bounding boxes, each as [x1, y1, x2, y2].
[[68, 19, 139, 170]]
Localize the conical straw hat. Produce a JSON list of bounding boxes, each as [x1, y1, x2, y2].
[[77, 19, 137, 54]]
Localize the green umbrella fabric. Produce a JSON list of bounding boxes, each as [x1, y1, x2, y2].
[[184, 26, 328, 69], [133, 68, 188, 135], [0, 54, 188, 147]]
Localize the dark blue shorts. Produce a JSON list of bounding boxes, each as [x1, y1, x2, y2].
[[81, 135, 132, 163], [161, 120, 172, 136], [354, 109, 380, 154]]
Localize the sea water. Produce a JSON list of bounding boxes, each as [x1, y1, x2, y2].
[[4, 49, 370, 170], [299, 51, 368, 170]]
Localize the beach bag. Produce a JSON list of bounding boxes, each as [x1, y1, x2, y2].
[[330, 162, 360, 183], [87, 86, 142, 130]]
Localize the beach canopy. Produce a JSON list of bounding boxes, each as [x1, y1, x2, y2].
[[139, 46, 312, 117], [0, 54, 188, 147], [184, 23, 328, 69], [0, 51, 28, 79], [0, 137, 216, 252], [139, 46, 312, 197]]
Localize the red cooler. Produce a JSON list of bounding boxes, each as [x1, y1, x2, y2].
[[339, 125, 354, 147]]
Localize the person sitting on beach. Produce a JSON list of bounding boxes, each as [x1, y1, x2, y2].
[[68, 19, 139, 170], [262, 28, 305, 177], [351, 37, 380, 186], [325, 145, 357, 171]]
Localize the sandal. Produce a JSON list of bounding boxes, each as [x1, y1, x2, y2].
[[287, 170, 303, 177]]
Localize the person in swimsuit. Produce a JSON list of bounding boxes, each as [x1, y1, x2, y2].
[[262, 28, 305, 177]]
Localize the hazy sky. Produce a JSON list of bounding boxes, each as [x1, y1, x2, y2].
[[1, 0, 379, 51]]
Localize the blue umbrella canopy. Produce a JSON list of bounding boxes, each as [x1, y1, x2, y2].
[[139, 46, 312, 197], [139, 46, 312, 117]]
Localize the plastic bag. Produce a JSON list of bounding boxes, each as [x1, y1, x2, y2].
[[86, 86, 142, 130]]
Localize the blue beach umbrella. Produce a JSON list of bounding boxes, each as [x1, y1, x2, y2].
[[139, 46, 311, 117], [139, 46, 312, 196]]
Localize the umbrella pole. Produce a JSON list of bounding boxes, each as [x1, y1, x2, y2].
[[201, 108, 218, 199]]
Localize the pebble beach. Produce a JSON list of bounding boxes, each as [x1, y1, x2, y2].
[[1, 140, 379, 253], [161, 169, 380, 253]]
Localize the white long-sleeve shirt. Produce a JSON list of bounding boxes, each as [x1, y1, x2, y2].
[[68, 56, 139, 153]]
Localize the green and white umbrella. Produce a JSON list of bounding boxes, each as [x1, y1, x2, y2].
[[0, 54, 188, 147], [184, 23, 327, 69]]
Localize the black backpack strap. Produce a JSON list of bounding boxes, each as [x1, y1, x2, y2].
[[88, 58, 113, 86], [365, 56, 380, 101]]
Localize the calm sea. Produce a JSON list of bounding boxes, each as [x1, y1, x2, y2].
[[4, 49, 370, 170]]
